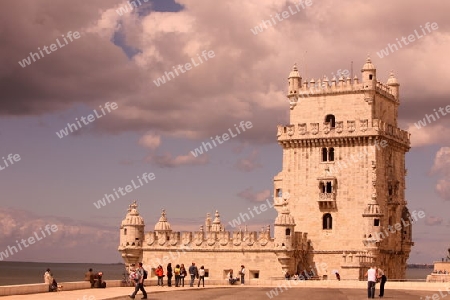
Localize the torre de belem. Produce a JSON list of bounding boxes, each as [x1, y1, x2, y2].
[[118, 57, 413, 281]]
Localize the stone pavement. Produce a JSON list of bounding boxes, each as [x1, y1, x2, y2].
[[0, 285, 443, 300]]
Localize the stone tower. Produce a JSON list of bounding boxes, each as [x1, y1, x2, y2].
[[274, 57, 413, 280], [118, 201, 145, 271]]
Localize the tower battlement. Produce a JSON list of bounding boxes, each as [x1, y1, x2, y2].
[[277, 118, 410, 147]]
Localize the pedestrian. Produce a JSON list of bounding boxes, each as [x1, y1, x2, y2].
[[189, 262, 198, 287], [174, 264, 181, 287], [180, 264, 187, 287], [167, 263, 173, 287], [129, 262, 147, 299], [364, 265, 377, 299], [156, 265, 164, 286], [84, 268, 95, 288], [44, 268, 57, 292], [377, 268, 387, 298], [197, 266, 205, 287], [239, 265, 245, 285]]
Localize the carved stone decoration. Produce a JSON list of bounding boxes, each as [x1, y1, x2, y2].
[[259, 237, 268, 246], [360, 119, 368, 132], [146, 232, 155, 246], [287, 125, 295, 136], [299, 123, 307, 135], [277, 126, 283, 137], [170, 232, 178, 246], [347, 120, 355, 133], [158, 233, 166, 246], [324, 123, 330, 134], [233, 231, 242, 246], [335, 121, 343, 133], [194, 232, 203, 246], [371, 161, 377, 199], [182, 232, 192, 246], [207, 232, 216, 246], [219, 232, 229, 246], [311, 123, 319, 135], [243, 232, 255, 246]]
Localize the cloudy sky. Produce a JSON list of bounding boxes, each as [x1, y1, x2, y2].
[[0, 0, 449, 264]]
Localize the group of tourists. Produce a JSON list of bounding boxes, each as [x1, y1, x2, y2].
[[84, 268, 106, 288], [156, 262, 206, 287], [228, 265, 246, 285], [365, 266, 388, 298]]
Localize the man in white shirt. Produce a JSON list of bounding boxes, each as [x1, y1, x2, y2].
[[364, 266, 377, 298]]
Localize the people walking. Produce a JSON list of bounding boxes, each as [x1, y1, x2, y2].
[[377, 268, 387, 298], [167, 263, 173, 287], [197, 266, 205, 287], [129, 262, 147, 299], [189, 262, 198, 287], [365, 265, 377, 299], [239, 265, 245, 285]]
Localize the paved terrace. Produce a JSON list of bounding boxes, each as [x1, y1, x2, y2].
[[2, 280, 450, 300]]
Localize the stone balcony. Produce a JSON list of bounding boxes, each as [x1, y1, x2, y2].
[[318, 192, 336, 209]]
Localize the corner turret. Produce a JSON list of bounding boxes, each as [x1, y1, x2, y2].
[[118, 201, 145, 267], [361, 56, 377, 90], [387, 71, 400, 100]]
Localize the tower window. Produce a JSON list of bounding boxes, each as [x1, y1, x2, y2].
[[276, 189, 282, 197], [326, 182, 332, 193], [323, 213, 332, 230], [325, 114, 336, 128], [285, 228, 291, 236], [124, 228, 127, 235], [374, 219, 380, 226], [321, 147, 335, 162], [320, 181, 333, 193], [369, 75, 373, 80]]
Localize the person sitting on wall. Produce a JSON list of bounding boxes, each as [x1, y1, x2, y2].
[[285, 271, 291, 280], [94, 272, 106, 288], [228, 269, 239, 285]]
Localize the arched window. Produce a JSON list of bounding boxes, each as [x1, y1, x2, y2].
[[323, 213, 332, 230], [325, 114, 336, 128], [326, 182, 332, 193], [124, 228, 127, 235], [322, 148, 328, 162], [329, 148, 334, 161], [285, 228, 291, 236]]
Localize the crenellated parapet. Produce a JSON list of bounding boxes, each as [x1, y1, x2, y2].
[[277, 118, 410, 148]]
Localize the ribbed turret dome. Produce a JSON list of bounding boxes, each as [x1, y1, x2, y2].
[[275, 206, 295, 226], [288, 63, 300, 78], [362, 56, 376, 71], [154, 209, 172, 231], [387, 71, 399, 85], [121, 201, 144, 226], [363, 200, 384, 217], [210, 210, 223, 232]]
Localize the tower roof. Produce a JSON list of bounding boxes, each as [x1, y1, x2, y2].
[[275, 204, 295, 226], [154, 209, 172, 231], [210, 210, 224, 232], [288, 63, 301, 78], [361, 55, 376, 71], [387, 71, 399, 85], [121, 201, 145, 226]]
